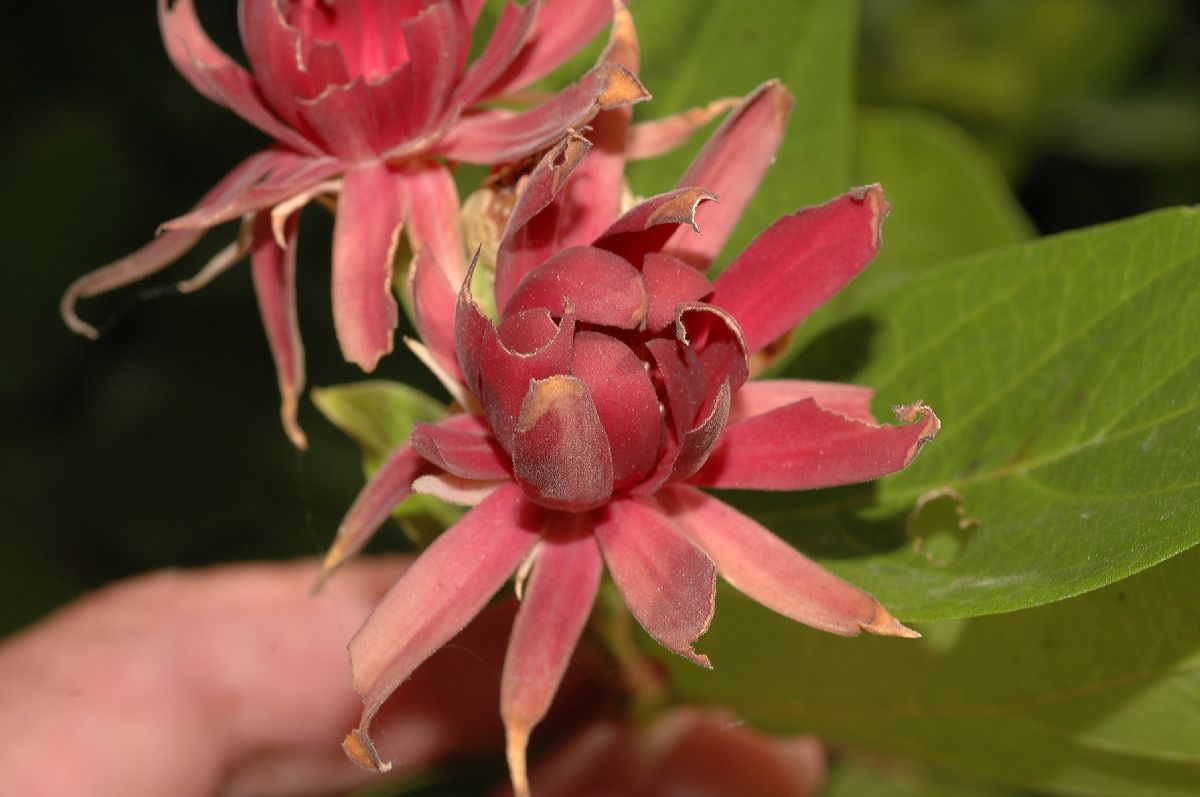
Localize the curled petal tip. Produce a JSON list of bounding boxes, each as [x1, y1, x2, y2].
[[860, 604, 921, 639], [849, 183, 890, 247], [892, 401, 941, 466], [342, 728, 392, 772], [597, 63, 650, 108]]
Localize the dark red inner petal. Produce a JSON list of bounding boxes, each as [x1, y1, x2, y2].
[[502, 246, 647, 329], [642, 252, 714, 333]]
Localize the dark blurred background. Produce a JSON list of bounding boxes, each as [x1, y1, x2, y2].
[[2, 0, 1197, 637]]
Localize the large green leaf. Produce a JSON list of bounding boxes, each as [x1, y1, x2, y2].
[[823, 755, 1023, 797], [666, 543, 1200, 796], [729, 206, 1200, 620], [627, 0, 857, 268]]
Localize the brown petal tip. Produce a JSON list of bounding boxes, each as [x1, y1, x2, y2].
[[860, 603, 921, 639], [597, 63, 651, 109], [647, 187, 719, 232], [892, 401, 942, 465], [343, 728, 392, 772], [848, 183, 890, 248]]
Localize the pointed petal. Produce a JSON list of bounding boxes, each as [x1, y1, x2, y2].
[[314, 443, 428, 592], [454, 252, 493, 400], [713, 185, 890, 354], [400, 160, 467, 290], [160, 0, 321, 155], [662, 81, 792, 270], [333, 163, 405, 372], [642, 252, 714, 333], [344, 483, 542, 771], [502, 246, 647, 328], [412, 473, 507, 506], [177, 215, 254, 293], [512, 375, 613, 512], [437, 62, 648, 164], [592, 188, 717, 266], [477, 0, 614, 99], [690, 399, 940, 490], [494, 132, 592, 310], [729, 380, 876, 425], [594, 497, 714, 667], [481, 309, 576, 452], [250, 213, 307, 449], [660, 486, 919, 638], [408, 247, 463, 384], [410, 417, 511, 480], [676, 302, 750, 401], [502, 513, 603, 797], [625, 97, 741, 161], [570, 331, 664, 489], [161, 153, 343, 232]]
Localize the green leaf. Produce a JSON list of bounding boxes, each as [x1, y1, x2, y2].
[[666, 543, 1200, 797], [312, 381, 460, 547], [628, 0, 857, 268], [823, 755, 1022, 797], [735, 206, 1200, 620]]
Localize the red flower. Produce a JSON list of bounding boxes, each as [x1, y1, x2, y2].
[[321, 76, 939, 797], [62, 0, 646, 447]]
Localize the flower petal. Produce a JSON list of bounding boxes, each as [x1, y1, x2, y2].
[[711, 185, 889, 354], [661, 80, 792, 270], [591, 187, 717, 266], [676, 302, 750, 400], [593, 497, 714, 667], [729, 380, 876, 425], [160, 0, 322, 155], [250, 213, 306, 449], [625, 97, 741, 161], [332, 163, 405, 372], [571, 331, 664, 490], [161, 152, 343, 232], [436, 61, 648, 164], [408, 247, 463, 384], [453, 0, 540, 108], [481, 310, 576, 452], [512, 375, 613, 512], [645, 337, 705, 439], [476, 0, 614, 99], [502, 246, 647, 329], [660, 486, 919, 638], [642, 252, 714, 333], [691, 399, 941, 490], [410, 417, 511, 480], [400, 161, 467, 290], [502, 513, 603, 797], [344, 483, 542, 771], [313, 443, 429, 593], [62, 149, 295, 338], [494, 132, 592, 310]]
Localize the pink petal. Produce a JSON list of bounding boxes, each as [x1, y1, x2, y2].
[[62, 149, 293, 338], [159, 0, 322, 156], [502, 246, 647, 329], [645, 337, 705, 439], [592, 188, 717, 267], [161, 151, 343, 232], [476, 0, 614, 99], [502, 513, 604, 797], [408, 246, 463, 383], [690, 399, 941, 490], [453, 0, 540, 108], [249, 213, 307, 449], [400, 164, 466, 291], [712, 185, 890, 354], [394, 2, 472, 141], [661, 81, 792, 270], [636, 381, 731, 494], [409, 417, 511, 480], [344, 483, 542, 771], [436, 61, 648, 164], [659, 486, 919, 638], [593, 497, 714, 667], [512, 375, 613, 512], [625, 97, 741, 161], [677, 302, 750, 401], [729, 380, 876, 425], [237, 0, 349, 118], [494, 133, 592, 311], [332, 162, 406, 372], [481, 310, 576, 452], [643, 252, 714, 333], [314, 443, 429, 592], [570, 331, 664, 490]]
